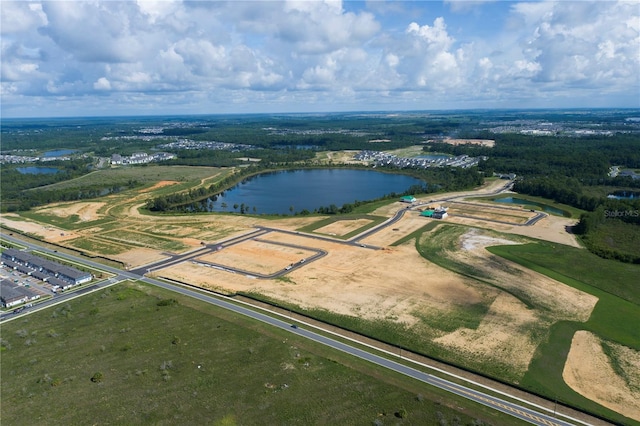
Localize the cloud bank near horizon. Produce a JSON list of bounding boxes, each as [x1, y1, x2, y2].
[[1, 0, 639, 117]]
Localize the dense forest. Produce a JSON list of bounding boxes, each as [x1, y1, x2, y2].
[[426, 132, 640, 263]]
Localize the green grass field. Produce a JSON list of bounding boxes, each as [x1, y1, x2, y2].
[[28, 166, 228, 191], [0, 281, 521, 426], [100, 230, 188, 252]]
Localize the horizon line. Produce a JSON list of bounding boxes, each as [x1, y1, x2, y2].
[[3, 106, 640, 121]]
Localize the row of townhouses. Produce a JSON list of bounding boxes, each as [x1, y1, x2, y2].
[[0, 279, 41, 308], [1, 248, 93, 290]]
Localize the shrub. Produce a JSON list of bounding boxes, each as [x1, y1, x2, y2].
[[90, 372, 104, 383]]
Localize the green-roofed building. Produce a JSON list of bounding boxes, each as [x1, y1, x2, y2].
[[421, 210, 434, 217], [401, 195, 416, 203]]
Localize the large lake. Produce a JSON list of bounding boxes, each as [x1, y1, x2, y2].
[[196, 169, 425, 215]]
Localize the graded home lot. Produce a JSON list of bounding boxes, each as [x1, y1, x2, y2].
[[2, 173, 639, 424], [0, 281, 510, 426]]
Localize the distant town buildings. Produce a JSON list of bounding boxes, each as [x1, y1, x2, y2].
[[111, 152, 176, 165], [355, 150, 486, 170], [0, 154, 73, 164], [158, 140, 253, 151]]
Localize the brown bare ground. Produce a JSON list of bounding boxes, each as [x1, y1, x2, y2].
[[1, 214, 80, 242], [315, 218, 373, 236], [38, 201, 107, 222], [564, 331, 640, 421], [452, 229, 596, 320], [437, 138, 495, 147], [429, 229, 597, 374], [196, 239, 317, 275], [111, 248, 169, 268], [139, 180, 180, 193], [360, 212, 429, 247], [446, 214, 582, 248], [434, 293, 539, 376], [7, 175, 620, 408], [156, 237, 486, 326]]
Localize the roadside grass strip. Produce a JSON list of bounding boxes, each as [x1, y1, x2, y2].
[[99, 230, 188, 252], [1, 281, 514, 426]]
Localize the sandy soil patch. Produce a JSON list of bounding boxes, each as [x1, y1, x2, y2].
[[1, 215, 80, 242], [111, 248, 169, 269], [450, 229, 597, 321], [157, 236, 486, 326], [437, 138, 495, 148], [360, 212, 429, 247], [564, 331, 640, 421], [320, 150, 360, 164], [197, 239, 317, 275], [446, 214, 582, 248], [139, 180, 179, 193], [448, 202, 534, 224], [459, 230, 521, 251], [315, 218, 373, 237], [434, 293, 539, 376], [38, 202, 107, 222]]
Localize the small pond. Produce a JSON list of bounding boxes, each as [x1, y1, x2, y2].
[[16, 166, 61, 175], [492, 196, 569, 216], [42, 149, 77, 157], [607, 191, 639, 200]]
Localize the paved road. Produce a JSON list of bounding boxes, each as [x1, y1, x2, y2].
[[1, 233, 588, 425]]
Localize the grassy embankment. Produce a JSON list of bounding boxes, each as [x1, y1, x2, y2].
[[416, 224, 639, 423], [246, 222, 638, 424], [0, 281, 520, 426], [474, 194, 580, 218], [486, 242, 639, 424]]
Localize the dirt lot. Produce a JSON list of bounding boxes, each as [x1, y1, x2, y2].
[[1, 214, 80, 243], [196, 239, 317, 275], [315, 218, 373, 237], [437, 138, 495, 147], [39, 201, 107, 222], [6, 175, 621, 411], [564, 331, 640, 421], [360, 212, 428, 247]]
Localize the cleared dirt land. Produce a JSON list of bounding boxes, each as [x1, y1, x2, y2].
[[197, 239, 318, 275], [564, 331, 640, 421], [3, 175, 633, 419]]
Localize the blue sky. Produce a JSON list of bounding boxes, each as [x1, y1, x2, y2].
[[1, 1, 639, 118]]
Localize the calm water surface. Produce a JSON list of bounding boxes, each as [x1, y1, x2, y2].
[[42, 149, 77, 157], [17, 166, 60, 175], [493, 196, 568, 216], [198, 169, 425, 215]]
